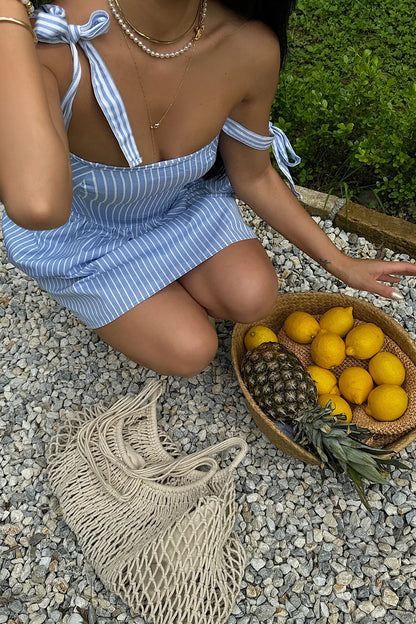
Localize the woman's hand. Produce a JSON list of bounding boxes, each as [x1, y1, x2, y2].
[[326, 255, 416, 300]]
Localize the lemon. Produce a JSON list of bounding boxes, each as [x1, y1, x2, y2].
[[368, 352, 406, 386], [318, 394, 353, 423], [310, 330, 346, 369], [319, 306, 354, 337], [283, 311, 320, 344], [338, 366, 374, 404], [244, 325, 278, 351], [365, 384, 408, 421], [306, 365, 338, 396], [345, 323, 384, 360]]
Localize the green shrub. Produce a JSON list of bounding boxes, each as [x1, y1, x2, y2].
[[274, 0, 416, 221]]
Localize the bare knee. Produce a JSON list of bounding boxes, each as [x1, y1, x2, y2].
[[132, 321, 219, 377], [219, 276, 279, 324], [96, 316, 218, 377], [166, 323, 219, 377]]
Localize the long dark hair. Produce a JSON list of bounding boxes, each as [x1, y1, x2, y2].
[[219, 0, 297, 67]]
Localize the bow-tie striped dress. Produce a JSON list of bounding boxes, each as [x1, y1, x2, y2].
[[2, 5, 301, 329]]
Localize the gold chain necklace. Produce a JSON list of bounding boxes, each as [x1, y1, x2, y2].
[[107, 0, 207, 59], [112, 0, 201, 45], [122, 34, 193, 158]]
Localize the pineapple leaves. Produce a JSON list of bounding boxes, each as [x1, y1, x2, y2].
[[241, 340, 408, 510], [302, 410, 407, 506], [346, 465, 372, 512], [381, 457, 409, 470], [347, 461, 389, 485]]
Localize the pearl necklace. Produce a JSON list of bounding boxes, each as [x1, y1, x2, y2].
[[107, 0, 208, 59], [115, 0, 201, 45]]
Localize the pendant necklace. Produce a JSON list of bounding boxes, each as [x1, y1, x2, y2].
[[112, 0, 207, 158], [122, 33, 194, 157], [107, 0, 208, 59]]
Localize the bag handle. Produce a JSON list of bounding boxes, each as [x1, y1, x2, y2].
[[128, 437, 248, 480], [76, 380, 248, 501]]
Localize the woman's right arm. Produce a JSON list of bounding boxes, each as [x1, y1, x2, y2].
[[0, 0, 73, 230]]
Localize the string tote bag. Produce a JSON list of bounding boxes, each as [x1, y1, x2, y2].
[[47, 380, 248, 623]]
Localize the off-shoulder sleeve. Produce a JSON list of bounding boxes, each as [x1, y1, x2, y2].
[[222, 118, 302, 199]]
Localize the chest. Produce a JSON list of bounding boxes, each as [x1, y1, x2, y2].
[[65, 25, 242, 167]]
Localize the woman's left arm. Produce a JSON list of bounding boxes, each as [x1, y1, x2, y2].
[[219, 28, 416, 300], [223, 147, 415, 299]]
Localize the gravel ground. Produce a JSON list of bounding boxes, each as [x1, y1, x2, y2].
[[1, 202, 416, 624]]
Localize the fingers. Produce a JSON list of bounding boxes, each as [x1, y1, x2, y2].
[[372, 274, 405, 298], [377, 275, 402, 284], [340, 257, 415, 298], [371, 262, 415, 283], [370, 284, 404, 301], [378, 262, 416, 277]]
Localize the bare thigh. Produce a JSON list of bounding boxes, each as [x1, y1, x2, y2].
[[94, 240, 277, 375], [94, 281, 218, 377], [179, 239, 279, 323]]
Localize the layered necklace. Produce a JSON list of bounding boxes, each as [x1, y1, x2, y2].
[[114, 1, 208, 160], [124, 36, 193, 136], [107, 0, 208, 59]]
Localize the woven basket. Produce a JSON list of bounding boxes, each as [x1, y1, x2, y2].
[[231, 292, 416, 465]]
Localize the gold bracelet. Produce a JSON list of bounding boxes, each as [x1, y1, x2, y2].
[[0, 16, 38, 43], [19, 0, 35, 17]]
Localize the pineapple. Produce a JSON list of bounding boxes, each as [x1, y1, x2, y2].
[[241, 342, 406, 509]]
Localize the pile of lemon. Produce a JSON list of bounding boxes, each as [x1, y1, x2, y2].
[[282, 306, 408, 423]]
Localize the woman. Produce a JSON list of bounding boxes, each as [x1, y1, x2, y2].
[[1, 0, 415, 376]]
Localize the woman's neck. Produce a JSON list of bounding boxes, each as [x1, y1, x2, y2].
[[119, 0, 203, 42]]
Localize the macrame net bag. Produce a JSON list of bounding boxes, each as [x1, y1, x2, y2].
[[47, 380, 248, 623]]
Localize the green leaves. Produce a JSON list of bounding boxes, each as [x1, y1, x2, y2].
[[274, 0, 415, 221], [298, 405, 408, 510]]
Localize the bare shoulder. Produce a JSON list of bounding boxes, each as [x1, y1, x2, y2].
[[211, 5, 281, 105], [237, 18, 281, 65], [211, 10, 281, 134], [233, 19, 281, 92], [209, 2, 281, 69], [41, 0, 104, 22]]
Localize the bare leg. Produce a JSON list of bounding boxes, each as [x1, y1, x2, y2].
[[179, 239, 279, 322], [94, 239, 278, 376], [95, 281, 217, 377]]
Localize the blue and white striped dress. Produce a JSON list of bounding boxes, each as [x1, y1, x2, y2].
[[2, 6, 301, 329]]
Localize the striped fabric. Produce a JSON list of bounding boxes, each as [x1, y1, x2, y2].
[[2, 5, 301, 329], [222, 119, 301, 198]]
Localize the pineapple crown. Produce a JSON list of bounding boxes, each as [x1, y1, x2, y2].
[[241, 341, 407, 510], [296, 403, 407, 510]]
